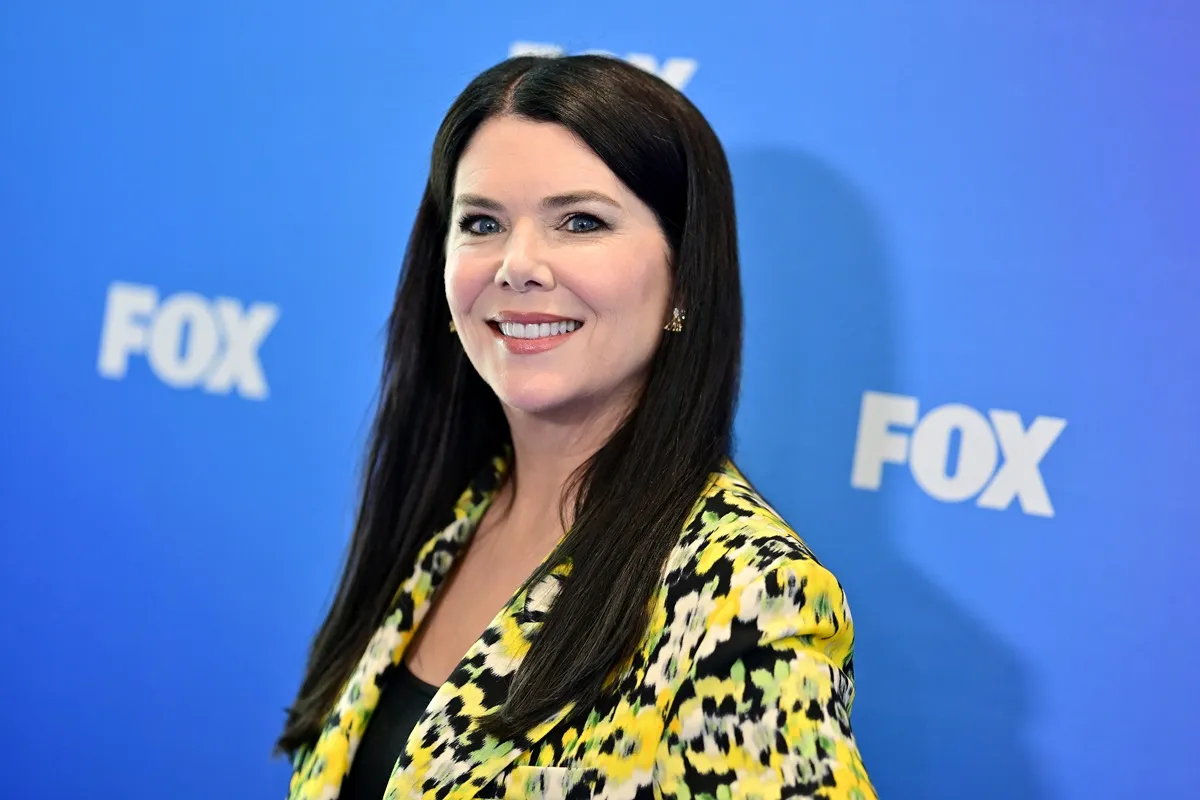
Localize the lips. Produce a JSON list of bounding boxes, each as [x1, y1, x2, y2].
[[485, 312, 584, 354], [487, 312, 584, 340]]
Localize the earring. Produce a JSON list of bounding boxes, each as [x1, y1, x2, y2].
[[448, 319, 457, 333], [664, 307, 686, 333]]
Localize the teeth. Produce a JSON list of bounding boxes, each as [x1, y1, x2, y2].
[[499, 320, 580, 339]]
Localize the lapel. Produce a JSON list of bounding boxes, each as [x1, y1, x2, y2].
[[385, 564, 576, 800], [289, 454, 509, 800], [294, 449, 582, 800]]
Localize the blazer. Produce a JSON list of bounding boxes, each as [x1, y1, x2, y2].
[[288, 455, 876, 800]]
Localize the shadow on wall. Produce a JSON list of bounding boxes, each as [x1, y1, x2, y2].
[[727, 147, 1048, 800]]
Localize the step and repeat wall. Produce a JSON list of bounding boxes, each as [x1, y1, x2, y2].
[[1, 2, 1196, 798]]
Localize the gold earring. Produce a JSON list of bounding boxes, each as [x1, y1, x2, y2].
[[664, 307, 686, 333], [448, 319, 457, 333]]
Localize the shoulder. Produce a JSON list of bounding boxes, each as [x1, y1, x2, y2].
[[644, 463, 873, 799], [656, 459, 854, 665], [667, 459, 834, 588]]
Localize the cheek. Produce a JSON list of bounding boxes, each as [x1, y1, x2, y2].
[[444, 251, 491, 313], [584, 255, 670, 325], [571, 234, 669, 310]]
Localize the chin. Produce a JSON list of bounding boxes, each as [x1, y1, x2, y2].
[[490, 373, 580, 416]]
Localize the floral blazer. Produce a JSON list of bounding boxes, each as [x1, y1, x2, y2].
[[288, 456, 876, 800]]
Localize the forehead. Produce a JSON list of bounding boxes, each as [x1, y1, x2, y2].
[[454, 116, 622, 194]]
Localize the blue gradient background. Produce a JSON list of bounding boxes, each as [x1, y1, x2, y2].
[[1, 2, 1196, 798]]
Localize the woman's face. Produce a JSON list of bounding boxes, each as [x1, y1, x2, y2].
[[445, 115, 672, 421]]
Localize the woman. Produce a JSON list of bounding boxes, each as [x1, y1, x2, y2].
[[278, 53, 876, 800]]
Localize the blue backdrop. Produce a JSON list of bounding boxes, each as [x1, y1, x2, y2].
[[2, 2, 1197, 798]]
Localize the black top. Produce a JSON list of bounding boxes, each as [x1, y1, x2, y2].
[[339, 661, 439, 800]]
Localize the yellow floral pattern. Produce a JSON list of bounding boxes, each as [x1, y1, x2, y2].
[[288, 457, 876, 800]]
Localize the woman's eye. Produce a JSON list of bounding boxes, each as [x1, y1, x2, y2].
[[564, 213, 604, 233], [461, 215, 501, 235]]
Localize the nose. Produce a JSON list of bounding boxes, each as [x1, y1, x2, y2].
[[494, 220, 555, 292]]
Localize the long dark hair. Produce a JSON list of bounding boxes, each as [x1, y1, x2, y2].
[[277, 53, 742, 753]]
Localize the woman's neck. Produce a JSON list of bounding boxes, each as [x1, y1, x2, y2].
[[496, 400, 628, 545]]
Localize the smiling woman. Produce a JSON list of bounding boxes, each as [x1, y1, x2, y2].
[[278, 54, 876, 800], [447, 116, 672, 412]]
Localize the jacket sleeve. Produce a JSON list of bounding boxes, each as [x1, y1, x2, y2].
[[653, 558, 877, 800]]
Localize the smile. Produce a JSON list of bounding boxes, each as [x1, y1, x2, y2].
[[486, 315, 584, 355], [496, 320, 581, 339]]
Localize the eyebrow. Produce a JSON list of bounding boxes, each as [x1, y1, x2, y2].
[[452, 190, 622, 212]]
